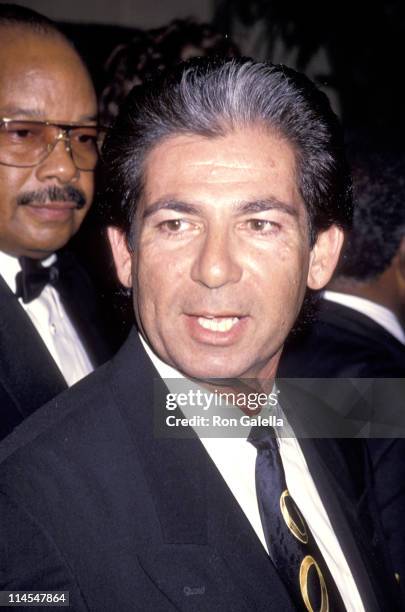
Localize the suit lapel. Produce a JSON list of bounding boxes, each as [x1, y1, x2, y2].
[[55, 250, 112, 367], [272, 379, 401, 611], [204, 445, 297, 610], [297, 434, 400, 610], [109, 330, 296, 610], [280, 381, 398, 612], [299, 437, 381, 610], [0, 276, 66, 418]]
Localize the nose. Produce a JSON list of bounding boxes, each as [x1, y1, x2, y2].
[[35, 137, 79, 184], [190, 226, 243, 288]]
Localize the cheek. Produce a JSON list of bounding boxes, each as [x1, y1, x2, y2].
[[79, 173, 95, 201], [134, 250, 165, 325], [0, 193, 26, 240], [255, 247, 309, 318], [279, 259, 310, 322], [0, 169, 25, 217], [133, 254, 178, 348], [0, 193, 10, 230], [71, 206, 89, 233], [137, 241, 190, 300], [137, 265, 159, 308]]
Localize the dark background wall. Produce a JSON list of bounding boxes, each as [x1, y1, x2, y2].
[[9, 0, 405, 139], [5, 0, 213, 28]]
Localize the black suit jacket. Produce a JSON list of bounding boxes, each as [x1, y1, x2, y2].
[[280, 298, 405, 600], [280, 299, 405, 378], [0, 250, 113, 440], [0, 330, 400, 611]]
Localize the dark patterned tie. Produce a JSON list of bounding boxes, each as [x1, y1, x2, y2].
[[248, 426, 346, 611], [15, 257, 60, 303]]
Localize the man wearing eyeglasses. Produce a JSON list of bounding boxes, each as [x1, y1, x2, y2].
[[0, 5, 112, 440]]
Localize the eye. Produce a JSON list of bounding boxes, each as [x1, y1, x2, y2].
[[1, 122, 42, 144], [159, 219, 191, 232], [162, 220, 183, 231], [14, 129, 31, 138], [245, 219, 280, 234], [156, 218, 199, 239], [79, 134, 96, 144], [78, 134, 93, 143], [7, 128, 34, 141], [72, 129, 98, 147]]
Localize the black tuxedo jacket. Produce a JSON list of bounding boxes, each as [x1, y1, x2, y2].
[[0, 330, 400, 611], [0, 250, 113, 441], [279, 299, 405, 379], [279, 298, 405, 600]]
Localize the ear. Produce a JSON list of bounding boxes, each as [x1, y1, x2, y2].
[[107, 226, 133, 288], [307, 225, 345, 290]]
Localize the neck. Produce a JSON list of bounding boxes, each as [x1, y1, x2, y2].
[[0, 245, 52, 261], [194, 351, 280, 416]]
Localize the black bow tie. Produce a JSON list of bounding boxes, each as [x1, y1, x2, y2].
[[15, 256, 60, 304]]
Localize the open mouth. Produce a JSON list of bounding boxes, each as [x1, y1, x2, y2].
[[185, 312, 248, 346], [197, 316, 240, 333]]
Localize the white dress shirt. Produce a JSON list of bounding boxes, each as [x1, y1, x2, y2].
[[0, 251, 93, 386], [323, 290, 405, 345], [140, 334, 365, 612]]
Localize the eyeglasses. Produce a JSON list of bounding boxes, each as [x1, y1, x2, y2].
[[0, 118, 107, 171]]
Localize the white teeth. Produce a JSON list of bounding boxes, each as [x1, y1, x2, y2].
[[197, 317, 239, 332]]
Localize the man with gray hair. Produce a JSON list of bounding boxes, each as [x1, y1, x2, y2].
[[0, 58, 400, 611]]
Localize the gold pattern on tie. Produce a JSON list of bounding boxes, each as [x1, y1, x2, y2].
[[300, 555, 329, 612], [280, 489, 330, 612], [249, 427, 344, 610], [280, 489, 309, 544]]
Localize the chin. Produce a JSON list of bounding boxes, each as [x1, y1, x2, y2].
[[24, 242, 67, 258], [176, 360, 251, 383]]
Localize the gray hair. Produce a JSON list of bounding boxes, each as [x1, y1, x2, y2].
[[101, 57, 352, 245]]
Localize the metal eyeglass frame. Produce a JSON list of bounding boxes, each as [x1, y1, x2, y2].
[[0, 117, 107, 170]]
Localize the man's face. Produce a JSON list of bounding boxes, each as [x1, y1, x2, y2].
[[0, 28, 97, 259], [111, 127, 343, 380]]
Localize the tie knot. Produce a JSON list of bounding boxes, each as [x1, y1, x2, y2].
[[248, 425, 278, 451]]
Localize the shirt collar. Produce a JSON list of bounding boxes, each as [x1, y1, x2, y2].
[[139, 332, 183, 380], [0, 250, 57, 295]]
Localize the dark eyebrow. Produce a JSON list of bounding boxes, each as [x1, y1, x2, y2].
[[235, 198, 299, 217], [143, 196, 299, 220], [143, 198, 200, 219]]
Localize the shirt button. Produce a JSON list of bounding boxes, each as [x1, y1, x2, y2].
[[50, 323, 56, 334]]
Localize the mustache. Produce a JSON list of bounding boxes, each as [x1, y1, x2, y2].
[[17, 185, 87, 209]]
